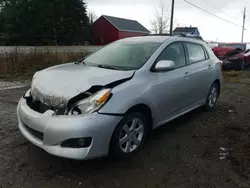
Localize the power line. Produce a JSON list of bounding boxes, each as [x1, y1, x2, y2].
[[183, 0, 242, 28], [203, 0, 241, 22]]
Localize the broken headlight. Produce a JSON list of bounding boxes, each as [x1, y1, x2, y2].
[[68, 89, 111, 115]]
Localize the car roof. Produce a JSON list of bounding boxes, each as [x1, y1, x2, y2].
[[120, 36, 170, 43], [119, 36, 206, 44]]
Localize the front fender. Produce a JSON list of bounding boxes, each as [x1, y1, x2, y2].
[[99, 78, 157, 117]]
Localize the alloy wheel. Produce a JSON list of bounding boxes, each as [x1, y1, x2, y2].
[[208, 86, 218, 107], [119, 118, 144, 153]]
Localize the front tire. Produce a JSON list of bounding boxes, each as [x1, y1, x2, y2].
[[204, 82, 219, 111], [109, 112, 148, 159]]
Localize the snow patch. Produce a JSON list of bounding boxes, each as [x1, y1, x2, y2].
[[0, 81, 28, 91]]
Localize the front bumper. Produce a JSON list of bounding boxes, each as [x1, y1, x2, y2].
[[17, 96, 122, 160], [222, 59, 242, 70]]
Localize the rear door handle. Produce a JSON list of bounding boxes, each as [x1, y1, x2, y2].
[[184, 72, 191, 77], [208, 64, 212, 69]]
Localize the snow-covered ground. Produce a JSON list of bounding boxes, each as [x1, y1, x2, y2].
[[0, 81, 28, 91]]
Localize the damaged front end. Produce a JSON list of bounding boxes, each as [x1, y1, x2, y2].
[[25, 88, 70, 115], [31, 86, 67, 108], [219, 48, 245, 70], [26, 77, 132, 116]]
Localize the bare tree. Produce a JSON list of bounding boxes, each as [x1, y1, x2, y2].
[[151, 2, 170, 34], [88, 10, 98, 24]]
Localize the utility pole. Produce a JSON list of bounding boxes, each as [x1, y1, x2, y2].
[[241, 7, 246, 43], [169, 0, 175, 36]]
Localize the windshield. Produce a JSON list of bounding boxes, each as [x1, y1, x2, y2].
[[84, 41, 161, 70], [222, 43, 246, 51]]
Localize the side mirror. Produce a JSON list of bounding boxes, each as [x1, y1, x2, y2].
[[245, 49, 250, 53], [153, 60, 176, 72]]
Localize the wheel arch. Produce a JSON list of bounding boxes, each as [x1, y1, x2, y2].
[[108, 103, 153, 158], [125, 103, 154, 132], [213, 79, 221, 97]]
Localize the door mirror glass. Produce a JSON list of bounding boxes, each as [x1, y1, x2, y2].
[[154, 60, 176, 71]]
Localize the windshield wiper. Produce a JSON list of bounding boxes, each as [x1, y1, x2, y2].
[[97, 64, 120, 70], [75, 58, 85, 65]]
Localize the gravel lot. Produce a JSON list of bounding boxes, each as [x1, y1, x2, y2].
[[0, 71, 250, 188]]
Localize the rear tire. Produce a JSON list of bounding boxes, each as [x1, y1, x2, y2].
[[109, 112, 148, 160], [204, 82, 219, 111]]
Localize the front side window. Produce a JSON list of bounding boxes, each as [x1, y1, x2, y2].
[[84, 41, 161, 70], [157, 42, 186, 68], [186, 43, 206, 64]]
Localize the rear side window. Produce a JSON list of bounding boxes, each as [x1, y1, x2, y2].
[[186, 43, 206, 64]]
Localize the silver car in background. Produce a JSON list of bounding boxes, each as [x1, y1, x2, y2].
[[17, 36, 222, 160]]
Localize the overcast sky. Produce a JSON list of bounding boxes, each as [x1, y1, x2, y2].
[[87, 0, 250, 42]]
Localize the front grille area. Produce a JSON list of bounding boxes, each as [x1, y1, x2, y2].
[[23, 123, 44, 141], [25, 95, 65, 115], [26, 96, 51, 113]]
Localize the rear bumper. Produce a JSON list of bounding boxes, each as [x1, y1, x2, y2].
[[17, 96, 122, 160]]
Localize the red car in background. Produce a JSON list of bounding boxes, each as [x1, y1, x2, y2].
[[213, 43, 250, 70]]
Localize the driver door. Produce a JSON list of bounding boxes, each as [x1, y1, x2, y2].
[[150, 42, 192, 125]]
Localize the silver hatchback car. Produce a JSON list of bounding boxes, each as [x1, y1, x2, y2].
[[17, 36, 222, 160]]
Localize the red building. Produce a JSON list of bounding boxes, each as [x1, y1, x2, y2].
[[91, 15, 150, 45]]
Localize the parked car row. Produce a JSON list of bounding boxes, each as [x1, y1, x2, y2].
[[212, 43, 250, 70]]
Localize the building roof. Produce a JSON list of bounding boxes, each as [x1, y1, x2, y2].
[[173, 27, 198, 34], [101, 15, 150, 34]]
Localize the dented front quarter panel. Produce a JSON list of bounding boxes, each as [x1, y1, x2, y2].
[[30, 63, 135, 108]]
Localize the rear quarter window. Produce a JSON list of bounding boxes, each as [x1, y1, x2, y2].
[[186, 42, 207, 64]]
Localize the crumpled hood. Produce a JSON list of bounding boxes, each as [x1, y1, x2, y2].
[[31, 63, 134, 107], [224, 49, 244, 59], [212, 47, 235, 57]]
